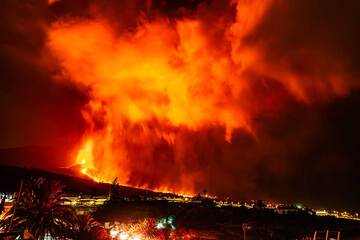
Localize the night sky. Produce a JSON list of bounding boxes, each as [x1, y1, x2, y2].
[[0, 0, 360, 211]]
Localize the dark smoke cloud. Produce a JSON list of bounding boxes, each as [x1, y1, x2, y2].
[[0, 0, 87, 157], [0, 0, 359, 211], [246, 0, 360, 209], [247, 0, 360, 100]]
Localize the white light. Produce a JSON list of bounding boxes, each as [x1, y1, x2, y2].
[[131, 234, 142, 240], [119, 232, 129, 240], [110, 229, 119, 238]]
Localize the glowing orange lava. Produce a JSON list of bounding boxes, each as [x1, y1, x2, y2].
[[75, 138, 101, 182], [75, 137, 195, 196]]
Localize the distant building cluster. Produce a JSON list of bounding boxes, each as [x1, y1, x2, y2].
[[61, 194, 108, 215], [1, 191, 359, 222]]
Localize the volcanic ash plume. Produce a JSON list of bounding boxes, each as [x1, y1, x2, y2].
[[47, 0, 353, 194]]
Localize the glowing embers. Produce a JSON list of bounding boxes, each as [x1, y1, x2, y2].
[[109, 218, 157, 240], [107, 217, 196, 240]]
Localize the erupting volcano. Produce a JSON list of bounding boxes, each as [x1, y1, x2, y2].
[[2, 0, 360, 210], [45, 0, 355, 195]]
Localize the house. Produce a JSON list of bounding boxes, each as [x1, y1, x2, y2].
[[275, 205, 299, 214]]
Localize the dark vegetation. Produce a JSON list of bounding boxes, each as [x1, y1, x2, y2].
[[0, 176, 110, 240], [0, 165, 360, 239]]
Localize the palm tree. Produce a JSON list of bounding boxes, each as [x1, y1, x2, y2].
[[71, 214, 110, 240], [0, 195, 5, 214], [0, 177, 75, 239]]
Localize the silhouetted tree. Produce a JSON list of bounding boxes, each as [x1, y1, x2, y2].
[[253, 200, 266, 209], [109, 178, 122, 202], [203, 189, 207, 197], [0, 177, 75, 239], [0, 196, 5, 214]]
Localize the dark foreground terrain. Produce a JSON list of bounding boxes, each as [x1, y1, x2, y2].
[[0, 164, 175, 198], [1, 165, 360, 239], [95, 201, 360, 239]]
